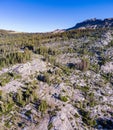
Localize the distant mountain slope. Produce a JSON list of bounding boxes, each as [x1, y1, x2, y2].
[[0, 29, 24, 35], [67, 18, 113, 30]]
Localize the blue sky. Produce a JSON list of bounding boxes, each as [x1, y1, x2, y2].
[[0, 0, 113, 32]]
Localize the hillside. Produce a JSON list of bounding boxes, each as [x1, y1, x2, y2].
[[0, 20, 113, 130]]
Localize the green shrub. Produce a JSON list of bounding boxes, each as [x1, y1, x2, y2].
[[0, 90, 2, 99], [0, 50, 32, 69], [25, 110, 31, 118], [59, 95, 68, 102], [79, 109, 96, 127], [48, 122, 53, 130], [37, 72, 50, 85], [38, 100, 48, 113]]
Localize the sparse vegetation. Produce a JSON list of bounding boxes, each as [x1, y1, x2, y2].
[[0, 72, 21, 86], [0, 25, 113, 129]]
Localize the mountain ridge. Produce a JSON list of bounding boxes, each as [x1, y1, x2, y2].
[[67, 18, 113, 30], [0, 17, 113, 33]]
